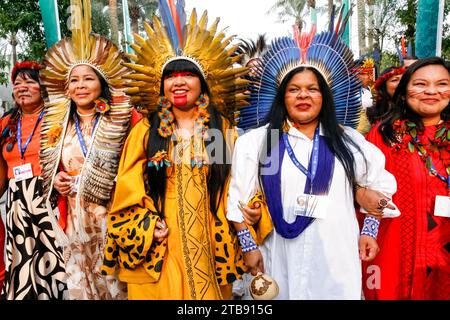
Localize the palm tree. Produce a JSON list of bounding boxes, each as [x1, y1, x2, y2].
[[367, 0, 375, 52], [372, 0, 398, 62], [7, 32, 17, 65], [129, 0, 140, 35], [357, 0, 367, 56], [269, 0, 308, 34], [109, 0, 119, 45], [307, 0, 317, 25], [328, 0, 334, 20], [126, 0, 158, 36]]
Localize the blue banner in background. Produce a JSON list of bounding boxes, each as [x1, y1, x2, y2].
[[122, 0, 133, 53], [342, 0, 350, 47], [416, 0, 440, 58], [39, 0, 61, 48]]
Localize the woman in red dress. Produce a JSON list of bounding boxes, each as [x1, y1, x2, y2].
[[363, 57, 449, 300]]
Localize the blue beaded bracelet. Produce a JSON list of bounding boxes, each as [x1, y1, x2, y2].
[[237, 228, 258, 253], [361, 216, 380, 239]]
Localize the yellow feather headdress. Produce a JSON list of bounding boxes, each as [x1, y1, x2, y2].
[[39, 0, 132, 245], [123, 0, 249, 121], [356, 57, 376, 82]]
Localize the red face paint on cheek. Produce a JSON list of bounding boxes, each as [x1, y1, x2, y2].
[[28, 84, 41, 93], [13, 83, 40, 93], [174, 95, 187, 107], [407, 89, 426, 99], [407, 88, 450, 99], [438, 89, 450, 98]]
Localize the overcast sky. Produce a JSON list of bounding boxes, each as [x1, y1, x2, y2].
[[183, 0, 361, 54], [184, 0, 295, 40]]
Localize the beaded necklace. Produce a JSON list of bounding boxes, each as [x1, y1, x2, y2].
[[393, 119, 450, 193]]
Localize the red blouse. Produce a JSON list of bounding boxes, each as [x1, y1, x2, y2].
[[362, 124, 449, 300]]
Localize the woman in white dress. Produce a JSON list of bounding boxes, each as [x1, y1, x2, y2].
[[227, 29, 397, 299]]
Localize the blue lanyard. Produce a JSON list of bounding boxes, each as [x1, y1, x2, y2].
[[73, 113, 99, 158], [427, 157, 450, 189], [283, 126, 320, 182], [416, 148, 450, 189], [17, 109, 45, 159]]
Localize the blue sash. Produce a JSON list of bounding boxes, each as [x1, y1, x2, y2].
[[261, 129, 335, 239]]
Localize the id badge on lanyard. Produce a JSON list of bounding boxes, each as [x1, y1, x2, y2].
[[434, 195, 450, 218], [13, 110, 44, 182], [422, 155, 450, 218], [433, 177, 450, 218], [294, 194, 329, 219], [13, 163, 33, 182], [71, 175, 81, 194], [284, 129, 330, 219]]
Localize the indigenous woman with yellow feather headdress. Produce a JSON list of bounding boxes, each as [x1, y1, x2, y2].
[[100, 0, 249, 300], [39, 0, 131, 299]]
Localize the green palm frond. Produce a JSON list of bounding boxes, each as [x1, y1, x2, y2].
[[268, 0, 308, 23]]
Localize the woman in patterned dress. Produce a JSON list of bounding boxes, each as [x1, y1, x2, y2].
[[100, 2, 249, 299], [0, 62, 67, 299], [45, 64, 129, 300], [102, 59, 246, 300], [37, 0, 132, 299]]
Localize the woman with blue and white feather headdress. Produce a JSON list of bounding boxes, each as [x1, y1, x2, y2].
[[227, 9, 399, 299]]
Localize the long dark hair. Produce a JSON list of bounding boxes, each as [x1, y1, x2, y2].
[[146, 59, 230, 217], [258, 66, 363, 189], [379, 57, 450, 145], [366, 66, 398, 124]]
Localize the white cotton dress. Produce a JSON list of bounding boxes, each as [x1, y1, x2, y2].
[[227, 121, 397, 300]]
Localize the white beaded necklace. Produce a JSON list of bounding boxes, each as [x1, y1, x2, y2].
[[76, 109, 96, 117]]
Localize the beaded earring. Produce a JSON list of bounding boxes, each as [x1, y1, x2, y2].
[[94, 97, 110, 114], [194, 94, 210, 136], [157, 96, 174, 138], [192, 94, 210, 168]]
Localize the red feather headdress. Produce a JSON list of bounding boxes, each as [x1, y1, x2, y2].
[[10, 61, 42, 82]]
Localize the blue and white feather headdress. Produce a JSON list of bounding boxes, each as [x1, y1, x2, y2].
[[238, 9, 362, 130]]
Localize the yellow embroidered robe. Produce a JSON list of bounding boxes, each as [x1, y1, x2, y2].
[[101, 118, 245, 299]]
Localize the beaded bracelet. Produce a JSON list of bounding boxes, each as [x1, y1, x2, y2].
[[361, 216, 380, 239], [237, 228, 258, 253]]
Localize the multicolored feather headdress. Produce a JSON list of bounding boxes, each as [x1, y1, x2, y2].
[[123, 0, 249, 120], [39, 0, 131, 245], [234, 34, 269, 68], [238, 6, 362, 130], [356, 57, 376, 82]]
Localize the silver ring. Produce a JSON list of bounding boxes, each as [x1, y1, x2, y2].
[[378, 198, 388, 208]]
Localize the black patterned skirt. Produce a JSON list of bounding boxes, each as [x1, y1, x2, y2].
[[1, 176, 67, 299]]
